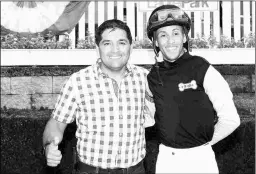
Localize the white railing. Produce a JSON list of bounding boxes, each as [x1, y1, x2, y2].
[[1, 48, 255, 66], [62, 1, 255, 49]]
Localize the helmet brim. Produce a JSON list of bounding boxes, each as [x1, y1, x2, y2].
[[147, 20, 190, 41]]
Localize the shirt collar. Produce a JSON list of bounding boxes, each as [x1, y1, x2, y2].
[[162, 52, 191, 69]]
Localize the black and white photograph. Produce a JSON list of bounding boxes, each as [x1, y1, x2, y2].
[[1, 1, 255, 174]]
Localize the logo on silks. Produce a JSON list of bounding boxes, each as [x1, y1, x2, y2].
[[178, 80, 197, 92]]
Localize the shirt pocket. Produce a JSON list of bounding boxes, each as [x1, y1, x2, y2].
[[78, 94, 109, 133], [78, 114, 108, 136]]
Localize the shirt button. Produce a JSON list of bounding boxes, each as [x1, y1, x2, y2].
[[172, 152, 175, 155], [118, 150, 121, 154], [119, 115, 123, 119], [119, 133, 123, 137]]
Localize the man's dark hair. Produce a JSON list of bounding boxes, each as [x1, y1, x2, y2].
[[95, 19, 133, 46]]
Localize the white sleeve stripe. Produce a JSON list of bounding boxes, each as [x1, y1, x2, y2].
[[204, 65, 240, 145]]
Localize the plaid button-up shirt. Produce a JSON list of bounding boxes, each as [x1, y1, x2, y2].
[[52, 60, 155, 169]]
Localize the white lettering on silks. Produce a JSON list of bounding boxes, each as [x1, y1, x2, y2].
[[178, 80, 198, 92]]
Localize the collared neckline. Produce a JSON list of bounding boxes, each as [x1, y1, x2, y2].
[[162, 52, 191, 69]]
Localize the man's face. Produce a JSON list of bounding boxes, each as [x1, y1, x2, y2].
[[97, 28, 132, 72], [156, 25, 186, 62]]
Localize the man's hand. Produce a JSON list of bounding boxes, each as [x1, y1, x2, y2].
[[45, 137, 62, 167]]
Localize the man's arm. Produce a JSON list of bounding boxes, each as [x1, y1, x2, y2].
[[204, 65, 240, 145], [43, 117, 68, 147], [42, 117, 68, 167], [42, 75, 77, 166], [43, 74, 78, 146]]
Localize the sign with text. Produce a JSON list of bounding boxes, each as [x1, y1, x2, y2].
[[139, 1, 219, 12]]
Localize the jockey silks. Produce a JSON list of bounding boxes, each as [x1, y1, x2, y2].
[[147, 52, 216, 148]]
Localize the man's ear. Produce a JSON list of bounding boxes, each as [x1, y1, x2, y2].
[[130, 43, 134, 54], [155, 40, 159, 47], [183, 34, 187, 43], [96, 45, 100, 57]]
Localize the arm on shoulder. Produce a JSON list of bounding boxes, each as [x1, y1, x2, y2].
[[144, 75, 156, 128]]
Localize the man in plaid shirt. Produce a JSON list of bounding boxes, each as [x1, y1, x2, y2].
[[43, 19, 155, 174]]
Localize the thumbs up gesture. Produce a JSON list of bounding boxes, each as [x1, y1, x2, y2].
[[45, 137, 62, 167]]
